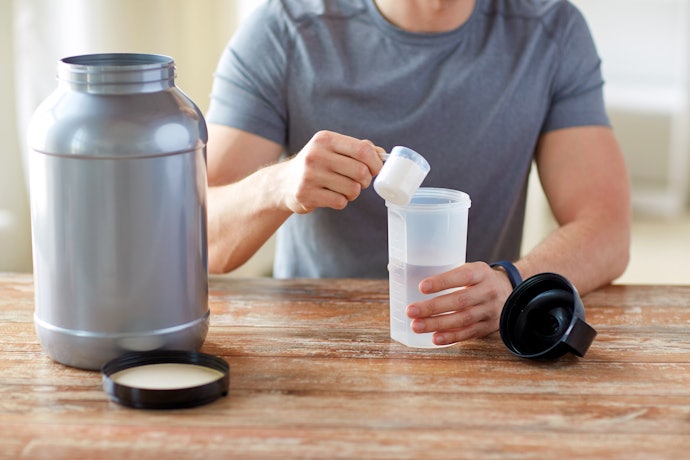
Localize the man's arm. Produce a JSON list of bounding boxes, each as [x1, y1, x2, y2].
[[406, 125, 631, 345], [206, 124, 384, 274], [206, 124, 287, 275], [516, 125, 631, 292]]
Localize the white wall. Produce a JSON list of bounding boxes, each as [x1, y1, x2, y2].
[[0, 1, 31, 272], [572, 0, 690, 216], [0, 0, 248, 273]]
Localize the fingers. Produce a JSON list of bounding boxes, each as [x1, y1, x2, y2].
[[407, 287, 497, 339], [308, 130, 384, 180], [409, 304, 499, 345], [418, 263, 481, 295]]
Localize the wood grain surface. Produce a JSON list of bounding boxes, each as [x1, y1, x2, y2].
[[1, 273, 689, 459]]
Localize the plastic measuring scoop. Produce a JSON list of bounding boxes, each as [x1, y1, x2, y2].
[[374, 146, 430, 206]]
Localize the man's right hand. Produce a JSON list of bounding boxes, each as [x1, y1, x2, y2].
[[278, 130, 385, 214]]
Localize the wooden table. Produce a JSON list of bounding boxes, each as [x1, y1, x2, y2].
[[1, 273, 690, 459]]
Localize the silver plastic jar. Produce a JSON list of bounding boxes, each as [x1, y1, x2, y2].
[[28, 53, 209, 370]]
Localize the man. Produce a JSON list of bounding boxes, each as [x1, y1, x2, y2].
[[204, 0, 630, 346]]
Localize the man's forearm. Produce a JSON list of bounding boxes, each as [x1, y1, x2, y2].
[[515, 212, 630, 295], [207, 165, 292, 274]]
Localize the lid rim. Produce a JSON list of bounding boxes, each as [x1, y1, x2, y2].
[[60, 52, 174, 69], [102, 350, 230, 410], [386, 187, 472, 210]]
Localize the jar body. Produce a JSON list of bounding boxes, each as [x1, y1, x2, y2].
[[28, 54, 209, 370]]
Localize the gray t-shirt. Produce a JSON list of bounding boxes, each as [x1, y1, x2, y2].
[[207, 0, 609, 278]]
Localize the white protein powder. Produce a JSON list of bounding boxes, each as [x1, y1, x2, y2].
[[374, 156, 427, 206], [110, 363, 224, 390]]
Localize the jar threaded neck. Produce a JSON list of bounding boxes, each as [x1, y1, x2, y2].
[[58, 53, 175, 94]]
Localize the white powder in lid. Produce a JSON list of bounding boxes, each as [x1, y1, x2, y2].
[[110, 363, 224, 390], [374, 156, 428, 206]]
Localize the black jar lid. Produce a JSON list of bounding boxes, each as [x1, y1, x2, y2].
[[102, 350, 229, 409]]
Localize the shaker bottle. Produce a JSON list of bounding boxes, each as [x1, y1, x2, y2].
[[386, 188, 471, 348], [28, 53, 209, 370]]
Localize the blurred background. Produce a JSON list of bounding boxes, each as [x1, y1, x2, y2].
[[1, 0, 688, 284]]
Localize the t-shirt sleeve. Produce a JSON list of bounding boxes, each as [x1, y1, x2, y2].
[[206, 2, 289, 146], [541, 4, 610, 133]]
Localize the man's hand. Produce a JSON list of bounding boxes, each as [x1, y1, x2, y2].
[[279, 130, 385, 214], [405, 262, 515, 346]]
